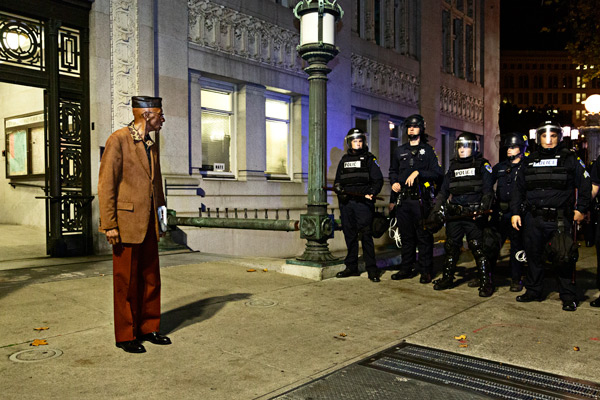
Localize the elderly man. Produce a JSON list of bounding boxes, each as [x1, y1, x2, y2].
[[99, 96, 171, 353]]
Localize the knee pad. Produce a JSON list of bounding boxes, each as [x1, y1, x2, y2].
[[444, 239, 461, 261]]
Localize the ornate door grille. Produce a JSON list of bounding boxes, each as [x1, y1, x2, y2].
[[0, 4, 92, 257]]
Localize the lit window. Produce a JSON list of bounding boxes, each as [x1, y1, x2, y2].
[[201, 86, 234, 174], [265, 96, 290, 176]]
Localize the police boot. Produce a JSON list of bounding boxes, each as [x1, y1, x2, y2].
[[469, 239, 494, 297], [433, 259, 455, 290], [478, 264, 494, 298], [433, 242, 459, 291]]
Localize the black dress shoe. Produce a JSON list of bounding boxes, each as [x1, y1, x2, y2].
[[391, 270, 414, 280], [336, 268, 361, 278], [516, 291, 543, 303], [562, 301, 577, 312], [591, 297, 600, 307], [139, 332, 172, 345], [368, 271, 381, 282], [419, 273, 432, 284], [510, 279, 523, 292], [116, 340, 146, 353]]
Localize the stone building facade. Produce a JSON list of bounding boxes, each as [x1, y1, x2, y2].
[[0, 0, 500, 257]]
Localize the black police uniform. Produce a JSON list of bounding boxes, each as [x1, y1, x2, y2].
[[389, 142, 443, 279], [432, 155, 494, 295], [490, 158, 525, 283], [510, 143, 591, 305], [334, 147, 384, 278], [588, 155, 600, 306]]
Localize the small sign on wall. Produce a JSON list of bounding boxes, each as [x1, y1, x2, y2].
[[213, 163, 225, 172]]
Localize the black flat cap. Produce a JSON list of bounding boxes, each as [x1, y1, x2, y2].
[[132, 96, 162, 108]]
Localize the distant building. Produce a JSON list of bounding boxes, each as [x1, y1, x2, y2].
[[500, 50, 600, 127], [0, 0, 500, 258]]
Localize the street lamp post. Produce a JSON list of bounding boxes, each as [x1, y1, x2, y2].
[[293, 0, 343, 264]]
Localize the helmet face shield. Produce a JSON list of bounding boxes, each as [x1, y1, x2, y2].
[[345, 129, 367, 148], [454, 138, 479, 159], [535, 124, 562, 147], [403, 114, 425, 142]]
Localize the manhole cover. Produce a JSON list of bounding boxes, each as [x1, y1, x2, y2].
[[9, 348, 63, 363], [244, 298, 277, 307]]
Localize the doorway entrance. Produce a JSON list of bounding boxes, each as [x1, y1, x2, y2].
[[0, 2, 92, 257], [0, 83, 46, 260]]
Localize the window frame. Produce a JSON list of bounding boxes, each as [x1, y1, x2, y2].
[[265, 91, 292, 180], [198, 78, 237, 179]]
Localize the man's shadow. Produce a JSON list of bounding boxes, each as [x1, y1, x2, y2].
[[161, 293, 252, 334]]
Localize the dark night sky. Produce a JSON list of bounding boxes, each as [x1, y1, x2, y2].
[[500, 0, 567, 51]]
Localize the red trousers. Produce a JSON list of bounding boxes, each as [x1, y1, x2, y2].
[[112, 213, 161, 342]]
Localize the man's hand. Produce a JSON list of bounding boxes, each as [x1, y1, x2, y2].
[[105, 228, 120, 245], [405, 171, 419, 187], [391, 182, 401, 193], [365, 194, 374, 200], [511, 215, 521, 231], [573, 210, 584, 222]]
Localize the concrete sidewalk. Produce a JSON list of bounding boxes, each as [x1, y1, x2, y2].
[[1, 246, 599, 399]]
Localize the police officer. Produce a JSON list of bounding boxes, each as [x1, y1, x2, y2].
[[389, 114, 443, 283], [488, 133, 528, 292], [334, 128, 384, 282], [428, 132, 495, 297], [511, 121, 590, 311], [588, 154, 600, 307]]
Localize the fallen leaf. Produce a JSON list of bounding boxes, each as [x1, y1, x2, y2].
[[454, 334, 466, 340], [573, 346, 580, 351], [591, 338, 598, 341], [246, 269, 256, 272], [31, 339, 48, 346], [262, 269, 268, 272], [458, 339, 468, 344], [459, 344, 468, 348], [339, 332, 347, 337], [34, 327, 49, 331]]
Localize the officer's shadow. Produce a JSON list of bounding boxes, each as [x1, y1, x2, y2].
[[160, 293, 252, 334]]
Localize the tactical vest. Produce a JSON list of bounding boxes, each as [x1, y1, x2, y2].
[[338, 152, 371, 186], [448, 158, 484, 196], [524, 149, 572, 191]]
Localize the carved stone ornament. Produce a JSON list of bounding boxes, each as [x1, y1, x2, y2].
[[440, 86, 484, 123], [111, 0, 139, 132], [188, 0, 303, 74], [351, 53, 419, 106]]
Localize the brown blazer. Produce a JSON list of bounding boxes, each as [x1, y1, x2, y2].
[[98, 127, 166, 244]]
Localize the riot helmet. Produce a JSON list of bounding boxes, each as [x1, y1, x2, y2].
[[503, 132, 528, 161], [454, 132, 480, 159], [535, 121, 562, 148], [403, 114, 426, 142], [345, 127, 367, 149]]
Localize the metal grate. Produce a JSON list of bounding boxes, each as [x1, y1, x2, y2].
[[273, 343, 600, 400], [390, 344, 600, 399]]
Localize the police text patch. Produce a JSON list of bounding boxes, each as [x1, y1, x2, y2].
[[454, 168, 475, 177], [532, 159, 558, 167], [344, 161, 361, 168]]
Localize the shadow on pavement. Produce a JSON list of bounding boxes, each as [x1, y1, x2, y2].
[[161, 293, 252, 334]]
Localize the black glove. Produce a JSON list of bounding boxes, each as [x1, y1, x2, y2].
[[333, 183, 344, 195]]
